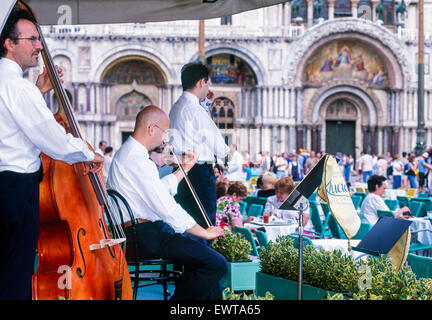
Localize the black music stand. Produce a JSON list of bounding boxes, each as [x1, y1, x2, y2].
[[279, 155, 326, 300], [351, 216, 412, 256]]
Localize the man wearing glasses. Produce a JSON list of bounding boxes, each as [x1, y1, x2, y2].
[[0, 9, 104, 299]]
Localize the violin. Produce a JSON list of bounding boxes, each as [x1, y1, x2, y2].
[[16, 1, 132, 300]]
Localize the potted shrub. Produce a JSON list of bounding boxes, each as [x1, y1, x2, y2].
[[212, 232, 261, 292], [257, 236, 432, 300]]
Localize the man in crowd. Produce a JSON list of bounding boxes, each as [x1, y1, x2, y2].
[[107, 105, 227, 300]]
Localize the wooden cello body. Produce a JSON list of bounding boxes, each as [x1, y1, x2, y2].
[[15, 1, 132, 300]]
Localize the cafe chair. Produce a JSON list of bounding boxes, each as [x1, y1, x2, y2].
[[234, 226, 259, 257], [247, 204, 264, 217], [410, 198, 432, 217], [352, 223, 372, 240], [350, 195, 362, 210], [286, 235, 314, 249], [254, 229, 269, 249], [352, 192, 367, 205], [384, 199, 398, 211], [397, 196, 410, 209], [406, 188, 417, 200], [377, 209, 396, 219], [407, 253, 432, 279], [239, 201, 247, 215], [106, 189, 182, 300], [309, 201, 332, 238], [409, 201, 424, 218]]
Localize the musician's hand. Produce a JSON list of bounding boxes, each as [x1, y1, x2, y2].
[[36, 65, 63, 94], [205, 226, 226, 240], [207, 89, 215, 100], [82, 152, 104, 175], [182, 150, 199, 172]]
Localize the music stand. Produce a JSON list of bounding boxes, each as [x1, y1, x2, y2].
[[351, 217, 412, 256], [279, 155, 326, 300]]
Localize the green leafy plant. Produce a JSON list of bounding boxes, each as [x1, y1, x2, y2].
[[222, 288, 274, 300], [259, 236, 432, 300], [212, 231, 252, 262]]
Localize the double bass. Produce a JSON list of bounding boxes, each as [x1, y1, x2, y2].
[[15, 1, 132, 300]]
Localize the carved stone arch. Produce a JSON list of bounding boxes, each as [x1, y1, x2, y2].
[[91, 45, 174, 84], [189, 44, 265, 85], [283, 18, 409, 89], [308, 80, 383, 126]]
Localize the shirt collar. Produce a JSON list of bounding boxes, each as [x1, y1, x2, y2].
[[0, 57, 24, 78], [183, 91, 201, 106], [128, 136, 149, 158]]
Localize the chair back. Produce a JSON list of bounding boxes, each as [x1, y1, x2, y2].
[[350, 195, 362, 209], [397, 195, 410, 208], [287, 235, 314, 249], [254, 229, 269, 248], [239, 201, 247, 214], [407, 253, 432, 279], [320, 202, 330, 218], [410, 197, 432, 215], [327, 214, 346, 239], [352, 222, 372, 240], [106, 189, 138, 262], [309, 201, 324, 235], [384, 199, 398, 211], [234, 226, 259, 256], [377, 209, 396, 219], [418, 193, 429, 198], [248, 204, 264, 217], [409, 201, 424, 217], [352, 192, 367, 205]]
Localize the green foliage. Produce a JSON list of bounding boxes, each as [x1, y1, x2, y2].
[[260, 236, 432, 300], [222, 288, 274, 300], [212, 231, 252, 262]]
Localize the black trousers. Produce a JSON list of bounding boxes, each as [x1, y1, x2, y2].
[[125, 221, 227, 300], [175, 163, 216, 229], [0, 168, 42, 300]]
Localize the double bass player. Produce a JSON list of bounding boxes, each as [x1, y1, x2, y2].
[[0, 9, 104, 300]]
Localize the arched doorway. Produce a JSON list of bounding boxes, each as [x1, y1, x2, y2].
[[325, 98, 358, 157]]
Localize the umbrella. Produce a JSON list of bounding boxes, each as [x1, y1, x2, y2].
[[2, 0, 288, 33]]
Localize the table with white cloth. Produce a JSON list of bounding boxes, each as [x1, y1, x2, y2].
[[244, 219, 298, 242], [312, 239, 366, 260], [384, 189, 407, 200], [408, 217, 432, 245]]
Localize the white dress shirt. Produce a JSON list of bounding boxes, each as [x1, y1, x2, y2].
[[107, 136, 196, 233], [0, 58, 94, 173], [226, 150, 244, 181], [169, 91, 229, 162], [359, 193, 389, 225]]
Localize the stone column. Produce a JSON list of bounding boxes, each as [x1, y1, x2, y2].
[[351, 0, 360, 18], [307, 0, 314, 27], [393, 127, 400, 155], [296, 125, 304, 150], [370, 126, 376, 154], [316, 125, 322, 152], [328, 0, 336, 19], [362, 126, 368, 152], [371, 0, 379, 21]]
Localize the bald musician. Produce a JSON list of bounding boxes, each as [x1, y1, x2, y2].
[[107, 106, 227, 300], [0, 9, 104, 300]]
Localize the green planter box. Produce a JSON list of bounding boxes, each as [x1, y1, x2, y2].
[[221, 260, 261, 291], [255, 272, 337, 300]]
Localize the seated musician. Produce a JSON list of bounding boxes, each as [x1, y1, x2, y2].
[[107, 105, 227, 300]]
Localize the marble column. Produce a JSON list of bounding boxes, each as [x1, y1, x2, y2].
[[328, 0, 336, 19], [307, 0, 314, 27], [371, 0, 379, 21], [351, 0, 360, 18]]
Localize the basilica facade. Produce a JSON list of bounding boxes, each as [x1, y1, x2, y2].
[[34, 0, 432, 161]]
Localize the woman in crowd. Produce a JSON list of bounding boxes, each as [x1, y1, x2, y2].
[[216, 181, 253, 230], [263, 177, 310, 226], [406, 155, 418, 188], [256, 172, 278, 198]]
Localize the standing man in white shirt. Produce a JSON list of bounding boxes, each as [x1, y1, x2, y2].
[[169, 62, 229, 244], [0, 10, 104, 300], [359, 151, 374, 183], [225, 143, 244, 181], [107, 105, 227, 300]]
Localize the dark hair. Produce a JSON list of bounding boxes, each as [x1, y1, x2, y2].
[[180, 62, 210, 91], [0, 9, 36, 57], [367, 175, 387, 192], [216, 181, 228, 199], [104, 146, 113, 154]]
